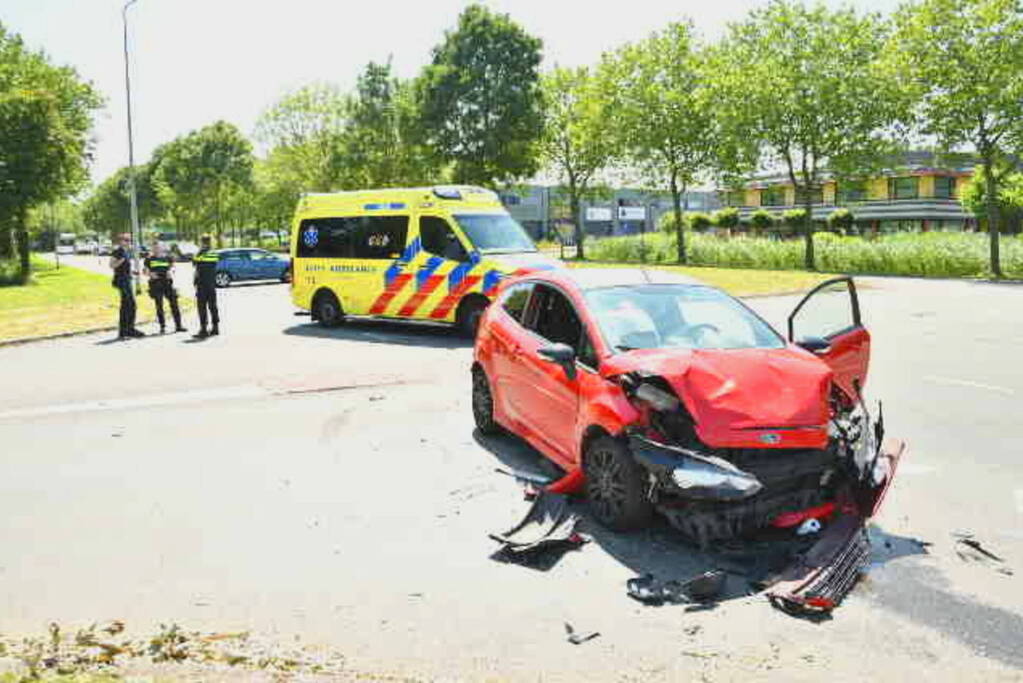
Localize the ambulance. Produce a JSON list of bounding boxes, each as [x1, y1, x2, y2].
[[289, 186, 561, 335]]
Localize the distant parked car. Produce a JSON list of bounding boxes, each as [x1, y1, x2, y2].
[[75, 241, 96, 255], [98, 241, 112, 256], [214, 248, 291, 288], [170, 241, 199, 261]]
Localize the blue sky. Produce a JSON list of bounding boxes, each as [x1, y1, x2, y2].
[[3, 0, 902, 186]]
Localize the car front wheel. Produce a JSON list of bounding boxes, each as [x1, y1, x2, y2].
[[214, 272, 231, 288], [584, 436, 653, 531], [471, 366, 501, 435], [313, 291, 344, 328]]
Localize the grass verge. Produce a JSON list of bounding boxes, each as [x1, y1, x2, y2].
[[568, 261, 833, 297], [0, 257, 193, 343]]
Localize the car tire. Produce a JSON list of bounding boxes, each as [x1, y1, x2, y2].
[[215, 272, 231, 288], [583, 436, 653, 531], [471, 366, 501, 435], [456, 297, 488, 338], [313, 291, 344, 328], [280, 269, 290, 283]]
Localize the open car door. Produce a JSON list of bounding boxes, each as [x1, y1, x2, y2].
[[787, 277, 869, 401]]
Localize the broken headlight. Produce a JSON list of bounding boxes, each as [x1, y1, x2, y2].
[[671, 462, 763, 498]]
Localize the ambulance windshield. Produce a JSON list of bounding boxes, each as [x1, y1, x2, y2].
[[454, 213, 537, 255]]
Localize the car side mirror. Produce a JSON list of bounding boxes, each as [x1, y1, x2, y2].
[[796, 335, 831, 355], [537, 342, 577, 380]]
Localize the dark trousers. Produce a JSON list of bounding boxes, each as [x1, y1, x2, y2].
[[149, 280, 182, 329], [117, 280, 136, 335], [196, 286, 219, 331]]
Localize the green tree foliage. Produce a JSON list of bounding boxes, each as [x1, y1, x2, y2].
[[82, 163, 162, 239], [0, 22, 101, 281], [960, 164, 1023, 232], [712, 1, 906, 270], [687, 212, 713, 231], [713, 207, 740, 231], [417, 4, 544, 186], [888, 0, 1023, 276], [749, 209, 776, 235], [604, 22, 729, 264], [783, 208, 808, 235], [347, 60, 437, 187], [254, 83, 351, 192], [827, 207, 855, 233], [539, 66, 617, 259], [152, 121, 254, 245]]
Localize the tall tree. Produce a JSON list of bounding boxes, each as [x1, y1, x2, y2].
[[347, 60, 437, 187], [539, 66, 617, 259], [604, 22, 729, 264], [417, 4, 544, 186], [712, 1, 906, 270], [152, 121, 253, 245], [254, 84, 351, 192], [82, 163, 162, 239], [0, 22, 101, 280], [887, 0, 1023, 277]]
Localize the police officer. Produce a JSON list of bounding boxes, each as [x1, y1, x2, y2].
[[192, 234, 220, 339], [143, 242, 186, 334], [109, 232, 145, 340]]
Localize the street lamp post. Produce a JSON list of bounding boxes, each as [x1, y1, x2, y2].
[[122, 0, 142, 294]]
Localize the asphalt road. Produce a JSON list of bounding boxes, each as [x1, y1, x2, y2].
[[1, 259, 1021, 681]]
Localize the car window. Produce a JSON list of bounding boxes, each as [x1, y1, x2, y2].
[[790, 280, 858, 341], [585, 285, 785, 351], [525, 284, 596, 366], [420, 216, 468, 261], [500, 283, 533, 322]]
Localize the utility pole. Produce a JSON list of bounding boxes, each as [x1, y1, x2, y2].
[[122, 0, 142, 293]]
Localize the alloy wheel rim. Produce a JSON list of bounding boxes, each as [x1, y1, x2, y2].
[[589, 447, 627, 522]]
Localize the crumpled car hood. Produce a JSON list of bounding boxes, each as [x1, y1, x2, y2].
[[603, 346, 832, 449]]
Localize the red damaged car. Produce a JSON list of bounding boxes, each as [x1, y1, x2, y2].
[[472, 269, 903, 610]]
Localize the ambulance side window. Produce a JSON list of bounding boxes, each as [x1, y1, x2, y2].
[[352, 216, 409, 260], [298, 218, 355, 258], [420, 216, 468, 261]]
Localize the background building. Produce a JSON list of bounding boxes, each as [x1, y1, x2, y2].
[[499, 186, 720, 240], [719, 151, 986, 234]]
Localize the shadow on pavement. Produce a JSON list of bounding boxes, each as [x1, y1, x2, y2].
[[283, 319, 472, 350], [472, 428, 935, 608]]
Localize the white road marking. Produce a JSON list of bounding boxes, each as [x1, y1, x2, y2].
[[0, 385, 267, 420], [922, 375, 1016, 396]]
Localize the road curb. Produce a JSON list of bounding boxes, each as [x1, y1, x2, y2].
[[0, 315, 163, 349]]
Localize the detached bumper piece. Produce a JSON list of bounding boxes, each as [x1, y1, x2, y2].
[[766, 513, 870, 615], [489, 491, 585, 556]]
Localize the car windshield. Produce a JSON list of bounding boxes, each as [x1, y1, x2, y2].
[[584, 284, 786, 351], [453, 213, 537, 254]]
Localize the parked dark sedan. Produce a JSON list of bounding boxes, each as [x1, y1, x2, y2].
[[214, 248, 291, 287]]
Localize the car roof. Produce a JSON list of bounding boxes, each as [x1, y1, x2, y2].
[[528, 267, 707, 292]]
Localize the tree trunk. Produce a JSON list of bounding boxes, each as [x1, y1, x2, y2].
[[983, 155, 1003, 278], [803, 189, 815, 271], [16, 207, 30, 283], [671, 173, 686, 264], [570, 186, 584, 261], [0, 220, 13, 259]]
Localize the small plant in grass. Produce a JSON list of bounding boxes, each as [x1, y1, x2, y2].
[[749, 209, 776, 236], [713, 207, 740, 234], [687, 212, 713, 232], [827, 208, 854, 234]]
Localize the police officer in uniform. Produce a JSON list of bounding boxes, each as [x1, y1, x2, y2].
[[109, 232, 145, 340], [143, 242, 186, 334], [192, 234, 220, 339]]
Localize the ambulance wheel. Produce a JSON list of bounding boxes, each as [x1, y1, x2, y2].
[[215, 272, 231, 288], [471, 365, 501, 435], [313, 291, 344, 328], [457, 296, 488, 338]]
